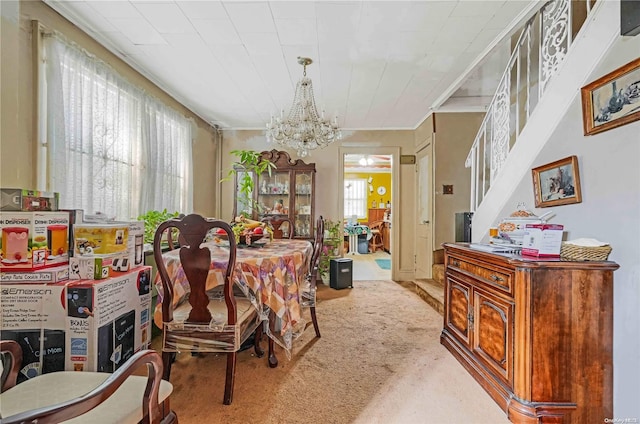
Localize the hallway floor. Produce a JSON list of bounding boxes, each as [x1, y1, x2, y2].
[[348, 250, 391, 280]]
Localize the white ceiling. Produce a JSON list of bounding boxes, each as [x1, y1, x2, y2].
[[43, 0, 537, 130]]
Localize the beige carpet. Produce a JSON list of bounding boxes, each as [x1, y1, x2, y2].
[[157, 280, 509, 424]]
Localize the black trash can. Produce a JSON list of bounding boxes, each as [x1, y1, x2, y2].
[[330, 258, 353, 290], [357, 234, 369, 254]]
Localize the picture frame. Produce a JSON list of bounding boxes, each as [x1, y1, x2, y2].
[[532, 156, 582, 208], [580, 57, 640, 135]]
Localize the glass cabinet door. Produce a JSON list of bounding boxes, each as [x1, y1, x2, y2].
[[256, 171, 290, 218], [293, 171, 313, 238], [234, 170, 254, 217]]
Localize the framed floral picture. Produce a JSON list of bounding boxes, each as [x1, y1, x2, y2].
[[532, 156, 582, 208], [581, 57, 640, 135]]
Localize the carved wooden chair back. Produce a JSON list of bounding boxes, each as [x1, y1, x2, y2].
[[368, 220, 384, 253], [0, 340, 176, 424], [153, 214, 263, 405], [260, 216, 294, 239]]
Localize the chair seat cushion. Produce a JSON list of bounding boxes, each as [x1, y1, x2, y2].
[[0, 371, 173, 423], [163, 296, 260, 352]]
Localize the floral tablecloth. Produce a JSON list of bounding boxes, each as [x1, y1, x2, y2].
[[154, 239, 313, 357]]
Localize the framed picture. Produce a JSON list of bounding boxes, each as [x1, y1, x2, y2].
[[581, 57, 640, 135], [532, 156, 582, 208]]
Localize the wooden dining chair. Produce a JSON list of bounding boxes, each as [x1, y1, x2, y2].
[[368, 220, 385, 253], [154, 214, 264, 405], [0, 340, 176, 424], [260, 216, 294, 239], [303, 215, 324, 337]]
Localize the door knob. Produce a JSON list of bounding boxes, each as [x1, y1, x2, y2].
[[422, 220, 430, 224]]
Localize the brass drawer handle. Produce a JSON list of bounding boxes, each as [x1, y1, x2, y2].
[[490, 274, 505, 282], [452, 260, 460, 267]]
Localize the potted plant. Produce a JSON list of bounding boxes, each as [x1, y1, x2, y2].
[[136, 209, 181, 245], [318, 219, 342, 283], [222, 149, 276, 217]]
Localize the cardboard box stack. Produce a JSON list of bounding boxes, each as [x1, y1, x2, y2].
[[0, 188, 151, 383]]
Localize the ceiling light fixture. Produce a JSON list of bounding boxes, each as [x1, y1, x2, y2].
[[265, 57, 341, 158], [359, 156, 374, 166]]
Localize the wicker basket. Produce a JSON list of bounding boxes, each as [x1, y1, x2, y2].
[[560, 243, 612, 261]]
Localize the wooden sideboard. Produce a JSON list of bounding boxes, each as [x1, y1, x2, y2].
[[441, 243, 619, 424]]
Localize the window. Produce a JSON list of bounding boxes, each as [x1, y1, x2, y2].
[[40, 33, 193, 220], [344, 179, 367, 219]]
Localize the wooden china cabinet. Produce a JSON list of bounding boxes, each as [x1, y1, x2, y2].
[[233, 150, 315, 239], [441, 243, 618, 424]]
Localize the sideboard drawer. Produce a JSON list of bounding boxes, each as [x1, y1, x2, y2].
[[447, 256, 513, 295]]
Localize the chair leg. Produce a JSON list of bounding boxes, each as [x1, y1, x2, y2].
[[254, 324, 265, 358], [162, 351, 174, 381], [268, 337, 278, 368], [223, 352, 237, 405], [310, 305, 321, 338]]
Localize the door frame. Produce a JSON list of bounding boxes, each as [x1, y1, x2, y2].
[[338, 146, 400, 280], [415, 139, 434, 279]]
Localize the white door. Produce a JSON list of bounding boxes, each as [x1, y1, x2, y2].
[[415, 143, 433, 280]]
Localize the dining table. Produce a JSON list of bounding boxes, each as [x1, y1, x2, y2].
[[153, 238, 314, 360]]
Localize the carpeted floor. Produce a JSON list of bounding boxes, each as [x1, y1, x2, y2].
[[374, 258, 391, 270], [155, 280, 509, 424]]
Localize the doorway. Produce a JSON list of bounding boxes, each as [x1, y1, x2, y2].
[[340, 148, 398, 281]]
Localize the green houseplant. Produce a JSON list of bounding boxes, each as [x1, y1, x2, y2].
[[222, 149, 276, 217], [137, 209, 181, 244], [318, 219, 342, 282]]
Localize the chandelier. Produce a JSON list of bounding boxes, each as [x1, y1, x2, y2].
[[266, 57, 341, 158]]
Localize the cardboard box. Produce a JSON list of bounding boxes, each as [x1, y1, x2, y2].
[[0, 211, 70, 270], [1, 265, 69, 283], [126, 221, 145, 269], [0, 281, 70, 383], [0, 188, 60, 212], [65, 266, 152, 372], [60, 209, 85, 258], [521, 224, 564, 258], [68, 255, 116, 280], [73, 224, 129, 256]]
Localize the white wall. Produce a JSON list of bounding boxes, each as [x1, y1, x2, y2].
[[494, 33, 640, 418]]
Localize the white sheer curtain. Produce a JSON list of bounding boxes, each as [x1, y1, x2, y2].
[[43, 34, 192, 220]]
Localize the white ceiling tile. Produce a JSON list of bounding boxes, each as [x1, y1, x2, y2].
[[316, 2, 362, 35], [275, 18, 318, 46], [399, 2, 457, 31], [192, 19, 242, 45], [99, 31, 146, 56], [109, 18, 167, 45], [224, 2, 277, 33], [133, 3, 194, 34], [177, 1, 227, 20], [162, 33, 206, 48], [451, 1, 506, 17], [269, 2, 316, 19], [87, 1, 143, 19], [240, 32, 282, 56]]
